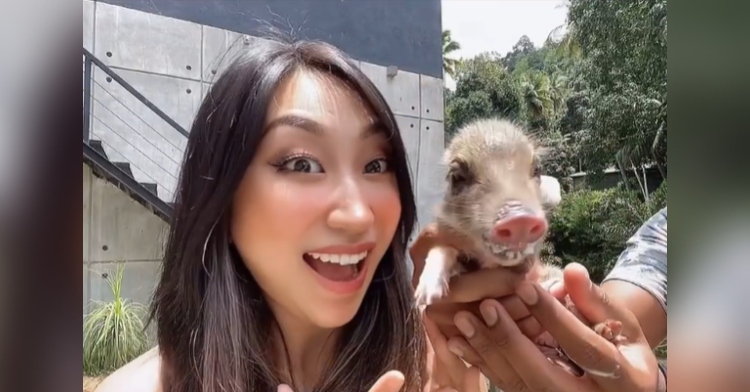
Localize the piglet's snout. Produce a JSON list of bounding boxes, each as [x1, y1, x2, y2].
[[492, 208, 548, 245]]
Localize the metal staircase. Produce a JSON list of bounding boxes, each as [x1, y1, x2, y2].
[[82, 47, 188, 222]]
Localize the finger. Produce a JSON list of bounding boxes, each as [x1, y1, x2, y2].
[[438, 318, 543, 345], [368, 370, 404, 392], [445, 336, 505, 388], [425, 302, 473, 326], [563, 263, 640, 333], [277, 384, 294, 392], [516, 281, 627, 383], [463, 366, 486, 392], [427, 302, 541, 340], [498, 295, 530, 321], [563, 263, 611, 322], [423, 332, 456, 389], [454, 303, 581, 392], [515, 316, 544, 339], [423, 314, 468, 385], [434, 268, 525, 304]]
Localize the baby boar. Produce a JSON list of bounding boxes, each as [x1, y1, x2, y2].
[[414, 118, 562, 306], [412, 117, 625, 377]]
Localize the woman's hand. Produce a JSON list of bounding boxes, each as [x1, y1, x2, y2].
[[445, 264, 661, 392]]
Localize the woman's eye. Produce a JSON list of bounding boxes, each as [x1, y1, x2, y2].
[[364, 158, 389, 174], [283, 157, 323, 173]]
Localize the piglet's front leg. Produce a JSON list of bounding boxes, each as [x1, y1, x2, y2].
[[560, 297, 626, 345], [414, 246, 460, 307]]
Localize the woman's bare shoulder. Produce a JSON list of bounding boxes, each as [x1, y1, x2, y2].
[[94, 346, 162, 392]]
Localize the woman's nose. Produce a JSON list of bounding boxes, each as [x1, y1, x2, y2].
[[327, 197, 374, 235]]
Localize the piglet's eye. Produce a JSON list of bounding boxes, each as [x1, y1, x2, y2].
[[448, 159, 472, 194], [532, 165, 541, 178], [531, 159, 542, 178]]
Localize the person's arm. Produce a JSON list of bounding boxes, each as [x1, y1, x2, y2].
[[601, 207, 667, 349]]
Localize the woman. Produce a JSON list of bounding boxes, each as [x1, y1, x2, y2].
[[95, 36, 475, 392]]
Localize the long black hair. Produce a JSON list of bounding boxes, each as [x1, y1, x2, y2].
[[149, 35, 426, 392]]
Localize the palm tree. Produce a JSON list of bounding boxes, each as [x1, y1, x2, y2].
[[547, 72, 569, 114], [547, 4, 581, 61], [442, 30, 461, 78], [519, 71, 553, 122]]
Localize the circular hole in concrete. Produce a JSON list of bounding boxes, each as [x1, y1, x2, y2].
[[102, 245, 108, 251], [106, 52, 112, 57], [411, 106, 415, 110], [426, 109, 430, 113], [410, 124, 414, 128], [426, 126, 430, 130], [105, 77, 112, 83], [211, 69, 217, 75], [186, 65, 192, 70], [186, 88, 192, 94]]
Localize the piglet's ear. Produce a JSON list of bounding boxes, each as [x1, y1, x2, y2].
[[539, 175, 562, 209]]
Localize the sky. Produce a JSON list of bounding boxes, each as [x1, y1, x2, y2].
[[441, 0, 569, 89]]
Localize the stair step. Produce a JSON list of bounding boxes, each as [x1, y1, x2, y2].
[[113, 162, 133, 178], [141, 182, 158, 195], [88, 140, 108, 160]]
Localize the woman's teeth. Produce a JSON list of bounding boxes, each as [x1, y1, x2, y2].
[[306, 251, 368, 265]]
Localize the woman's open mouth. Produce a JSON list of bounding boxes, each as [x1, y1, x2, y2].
[[303, 251, 368, 282]]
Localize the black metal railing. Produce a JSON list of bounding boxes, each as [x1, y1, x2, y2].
[[82, 48, 189, 141], [82, 47, 187, 220]]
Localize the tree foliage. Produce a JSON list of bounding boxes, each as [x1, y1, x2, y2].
[[444, 0, 668, 278], [445, 0, 667, 187], [547, 181, 667, 283], [442, 29, 462, 78], [569, 0, 668, 180]]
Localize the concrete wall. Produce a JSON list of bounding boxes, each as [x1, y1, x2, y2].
[[83, 163, 168, 313], [97, 0, 443, 78], [83, 0, 445, 306]]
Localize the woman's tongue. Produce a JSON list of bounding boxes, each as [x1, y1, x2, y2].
[[304, 254, 358, 282]]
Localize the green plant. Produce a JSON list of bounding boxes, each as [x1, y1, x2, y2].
[[540, 240, 562, 267], [83, 264, 149, 376], [546, 181, 667, 283]]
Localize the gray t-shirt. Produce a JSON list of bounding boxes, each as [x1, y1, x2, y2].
[[602, 207, 668, 313]]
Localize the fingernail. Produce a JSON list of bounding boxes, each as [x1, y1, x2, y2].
[[480, 303, 498, 327], [447, 341, 464, 357], [517, 282, 538, 305], [455, 315, 475, 338]]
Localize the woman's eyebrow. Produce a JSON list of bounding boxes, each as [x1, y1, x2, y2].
[[266, 114, 387, 139], [265, 114, 326, 135], [363, 119, 386, 139]]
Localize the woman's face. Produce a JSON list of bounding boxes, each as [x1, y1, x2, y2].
[[231, 69, 402, 329]]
